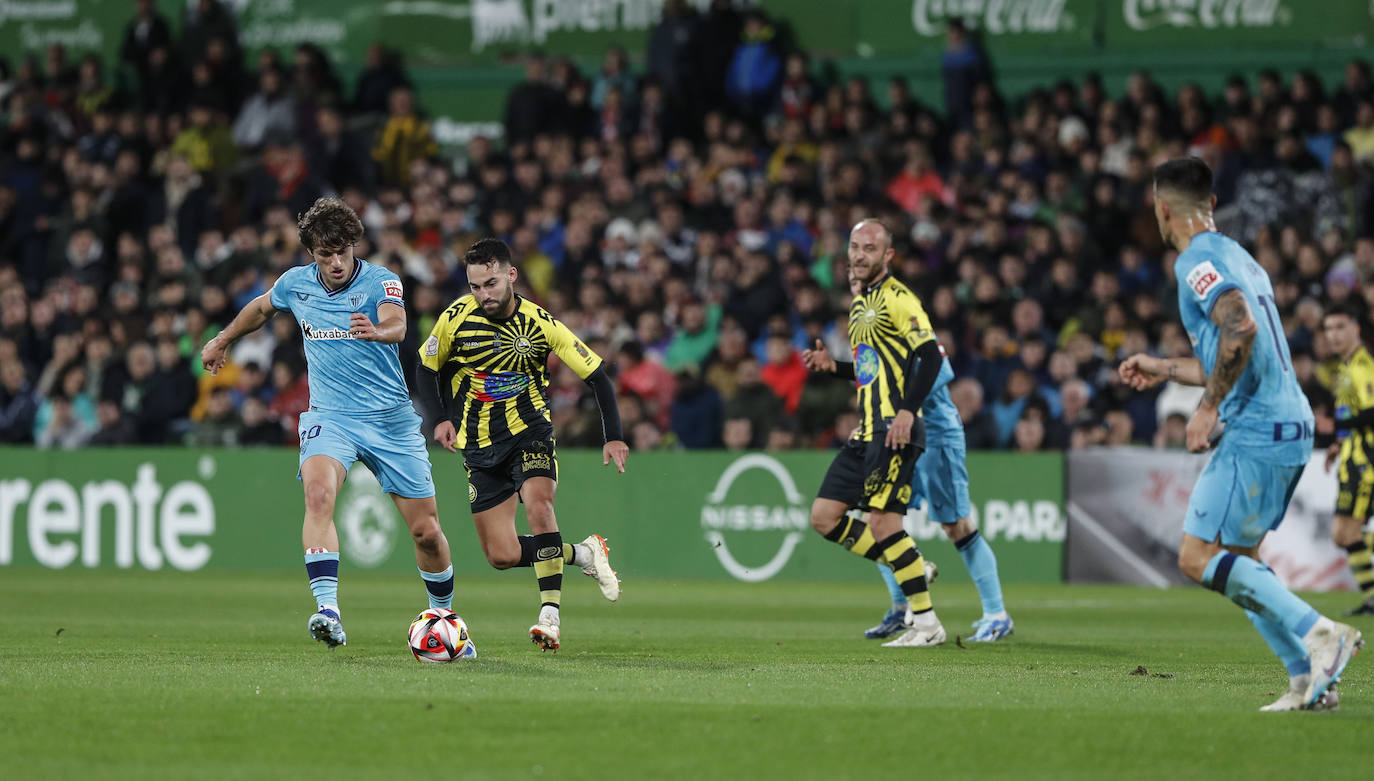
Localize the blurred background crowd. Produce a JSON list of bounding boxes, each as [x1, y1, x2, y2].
[[1, 0, 1372, 453]]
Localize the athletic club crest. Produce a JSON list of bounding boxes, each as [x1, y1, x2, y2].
[[348, 293, 364, 310]]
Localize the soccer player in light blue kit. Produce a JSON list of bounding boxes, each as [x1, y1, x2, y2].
[[866, 355, 1013, 642], [201, 197, 470, 656], [1120, 158, 1359, 710]]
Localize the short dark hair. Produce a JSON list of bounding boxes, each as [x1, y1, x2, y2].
[[464, 237, 513, 267], [1153, 157, 1213, 203], [1324, 304, 1361, 324], [297, 197, 364, 252]]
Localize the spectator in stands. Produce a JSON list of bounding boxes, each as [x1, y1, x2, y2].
[[232, 67, 295, 151], [951, 377, 998, 449], [0, 359, 38, 443], [88, 398, 135, 446], [121, 0, 174, 83], [372, 86, 436, 187]]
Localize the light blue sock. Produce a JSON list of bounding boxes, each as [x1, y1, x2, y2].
[[304, 551, 340, 610], [877, 562, 907, 608], [955, 530, 1005, 616], [1203, 552, 1320, 637], [419, 564, 455, 610], [1245, 609, 1310, 677]]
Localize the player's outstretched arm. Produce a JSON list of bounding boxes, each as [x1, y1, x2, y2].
[[583, 367, 628, 473], [1119, 354, 1205, 389], [201, 292, 277, 375]]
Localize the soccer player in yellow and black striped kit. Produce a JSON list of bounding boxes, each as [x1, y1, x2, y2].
[[416, 238, 629, 650], [802, 219, 946, 647], [1319, 306, 1374, 615]]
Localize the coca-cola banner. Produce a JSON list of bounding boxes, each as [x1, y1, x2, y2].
[[1103, 0, 1373, 49], [1066, 448, 1355, 592], [851, 0, 1097, 56]]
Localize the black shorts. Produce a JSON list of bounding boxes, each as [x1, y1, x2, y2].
[[816, 423, 924, 515], [462, 425, 559, 513], [1336, 462, 1373, 520]]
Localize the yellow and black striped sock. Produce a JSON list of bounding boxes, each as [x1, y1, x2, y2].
[[522, 536, 580, 566], [530, 531, 563, 610], [821, 514, 882, 560], [874, 531, 933, 615], [1347, 537, 1374, 603]]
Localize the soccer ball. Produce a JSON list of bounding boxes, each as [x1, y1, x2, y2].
[[408, 608, 471, 662]]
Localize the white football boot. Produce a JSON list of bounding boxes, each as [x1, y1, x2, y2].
[[882, 609, 946, 648], [579, 534, 621, 602]]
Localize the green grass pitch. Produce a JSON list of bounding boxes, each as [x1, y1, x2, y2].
[[1, 568, 1369, 780]]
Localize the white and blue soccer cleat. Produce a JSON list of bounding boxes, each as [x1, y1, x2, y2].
[[308, 606, 347, 648], [1303, 621, 1362, 708], [458, 635, 478, 661], [968, 614, 1014, 642], [864, 608, 909, 639]]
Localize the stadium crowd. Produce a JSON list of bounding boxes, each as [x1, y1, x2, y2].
[[1, 0, 1373, 453]]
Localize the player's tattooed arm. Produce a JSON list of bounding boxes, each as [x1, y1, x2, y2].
[[1200, 289, 1257, 410]]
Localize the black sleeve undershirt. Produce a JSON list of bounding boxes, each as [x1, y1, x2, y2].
[[414, 365, 449, 424], [583, 366, 624, 443], [833, 361, 855, 380], [900, 340, 943, 414], [1334, 408, 1374, 431]]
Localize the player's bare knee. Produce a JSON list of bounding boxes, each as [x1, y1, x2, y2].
[[411, 518, 444, 554], [943, 517, 976, 540], [303, 482, 336, 516], [1333, 516, 1362, 547], [484, 546, 520, 569], [525, 499, 557, 533], [1177, 549, 1209, 582], [810, 505, 840, 535]]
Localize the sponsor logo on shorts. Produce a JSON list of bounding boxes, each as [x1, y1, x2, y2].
[[1185, 261, 1223, 299], [468, 483, 477, 504], [522, 450, 551, 472]]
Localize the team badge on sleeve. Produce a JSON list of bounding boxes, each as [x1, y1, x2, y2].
[[424, 335, 439, 357], [383, 280, 404, 299], [1185, 261, 1223, 300]]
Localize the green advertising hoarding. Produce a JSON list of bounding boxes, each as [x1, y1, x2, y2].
[[0, 0, 131, 64], [1101, 0, 1374, 50], [0, 447, 1063, 583]]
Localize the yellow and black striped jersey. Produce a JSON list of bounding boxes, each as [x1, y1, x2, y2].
[[848, 274, 936, 442], [419, 294, 602, 450], [1336, 345, 1374, 470]]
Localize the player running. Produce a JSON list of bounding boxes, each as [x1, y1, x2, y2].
[[201, 197, 468, 655], [802, 219, 945, 648], [1317, 307, 1374, 615], [1120, 158, 1359, 710], [865, 353, 1013, 642], [416, 238, 625, 652]]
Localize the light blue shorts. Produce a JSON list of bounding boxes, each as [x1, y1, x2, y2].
[[911, 443, 972, 525], [1183, 445, 1304, 547], [297, 405, 434, 499]]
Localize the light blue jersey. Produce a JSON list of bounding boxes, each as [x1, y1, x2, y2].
[[911, 351, 972, 524], [269, 259, 410, 413], [1176, 232, 1312, 465], [921, 357, 962, 448]]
